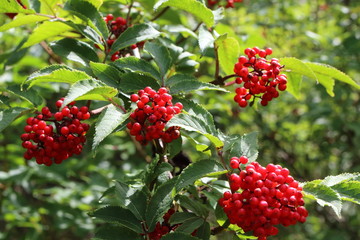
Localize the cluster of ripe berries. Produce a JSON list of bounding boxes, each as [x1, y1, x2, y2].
[[233, 47, 288, 107], [219, 157, 308, 240], [102, 14, 144, 61], [127, 87, 183, 145], [5, 0, 26, 19], [21, 98, 90, 166], [146, 208, 176, 240], [207, 0, 243, 8]]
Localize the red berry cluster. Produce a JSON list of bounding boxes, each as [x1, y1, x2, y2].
[[207, 0, 243, 8], [101, 14, 144, 61], [219, 159, 308, 240], [233, 47, 288, 107], [146, 208, 176, 240], [21, 98, 90, 166], [127, 87, 183, 145], [5, 0, 26, 19]]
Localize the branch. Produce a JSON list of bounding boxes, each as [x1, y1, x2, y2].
[[40, 41, 62, 64], [150, 6, 170, 21]]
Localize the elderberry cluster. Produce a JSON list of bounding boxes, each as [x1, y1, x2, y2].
[[101, 14, 144, 61], [207, 0, 243, 8], [146, 208, 176, 240], [127, 87, 183, 145], [233, 47, 288, 107], [219, 159, 308, 240], [21, 98, 90, 166]]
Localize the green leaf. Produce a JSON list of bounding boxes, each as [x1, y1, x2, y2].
[[216, 37, 240, 75], [50, 38, 99, 66], [228, 132, 259, 162], [303, 181, 342, 217], [24, 66, 92, 89], [0, 107, 30, 132], [94, 225, 141, 240], [63, 21, 103, 45], [198, 24, 214, 54], [7, 85, 43, 107], [167, 113, 223, 147], [160, 232, 201, 240], [175, 217, 204, 233], [93, 105, 130, 150], [119, 72, 161, 93], [316, 74, 335, 97], [62, 79, 118, 107], [154, 0, 215, 28], [112, 56, 161, 81], [144, 42, 172, 78], [332, 181, 360, 204], [90, 62, 122, 88], [114, 182, 148, 221], [322, 173, 360, 187], [169, 212, 198, 225], [305, 62, 360, 90], [146, 178, 177, 232], [0, 14, 50, 32], [84, 0, 103, 9], [286, 72, 302, 100], [22, 21, 73, 49], [176, 159, 224, 191], [176, 195, 208, 217], [195, 221, 211, 240], [65, 0, 108, 39], [91, 206, 143, 233], [166, 74, 196, 86], [110, 23, 161, 54], [169, 80, 228, 94], [0, 0, 35, 14], [280, 57, 317, 81]]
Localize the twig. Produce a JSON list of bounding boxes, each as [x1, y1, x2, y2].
[[150, 6, 170, 21], [214, 44, 220, 80], [39, 41, 62, 64], [126, 1, 134, 26]]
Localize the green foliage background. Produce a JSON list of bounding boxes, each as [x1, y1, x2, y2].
[[0, 0, 360, 239]]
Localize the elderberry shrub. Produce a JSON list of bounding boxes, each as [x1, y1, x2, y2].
[[219, 158, 308, 240], [127, 87, 183, 145], [207, 0, 243, 9], [21, 98, 90, 166], [233, 47, 288, 107]]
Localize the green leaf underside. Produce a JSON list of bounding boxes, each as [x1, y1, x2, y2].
[[280, 57, 318, 81], [91, 206, 143, 233], [170, 80, 228, 94], [93, 105, 130, 150], [90, 62, 122, 88], [322, 173, 360, 187], [229, 132, 259, 162], [144, 42, 172, 78], [50, 38, 99, 66], [119, 72, 160, 93], [110, 23, 161, 54], [316, 74, 335, 97], [286, 72, 302, 99], [62, 79, 118, 107], [198, 24, 215, 54], [0, 14, 50, 32], [331, 181, 360, 204], [176, 159, 225, 191], [0, 107, 29, 132], [160, 232, 201, 240], [112, 56, 161, 81], [0, 0, 35, 14], [154, 0, 215, 28], [217, 37, 240, 75], [94, 225, 141, 240]]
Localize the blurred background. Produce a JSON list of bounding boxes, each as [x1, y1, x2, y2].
[[0, 0, 359, 239]]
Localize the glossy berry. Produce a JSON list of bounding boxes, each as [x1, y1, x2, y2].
[[233, 47, 287, 107], [219, 159, 308, 240], [20, 98, 91, 166], [207, 0, 243, 9], [127, 87, 182, 145]]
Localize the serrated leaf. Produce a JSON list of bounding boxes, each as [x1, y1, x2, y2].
[[146, 178, 177, 232], [119, 72, 161, 93], [176, 195, 208, 217], [322, 173, 360, 187], [0, 107, 30, 132], [50, 38, 99, 66], [144, 42, 172, 78], [65, 0, 108, 39], [0, 14, 50, 32], [161, 232, 201, 240], [303, 181, 342, 217], [93, 105, 130, 150], [91, 206, 143, 233], [168, 136, 182, 159], [286, 72, 302, 100], [228, 132, 258, 162], [115, 182, 147, 221], [169, 212, 197, 225], [195, 221, 211, 240], [175, 217, 204, 233], [167, 113, 223, 147], [7, 85, 43, 107], [90, 62, 122, 88], [0, 0, 35, 14], [170, 80, 228, 94], [332, 181, 360, 204], [280, 57, 317, 81], [154, 0, 214, 28], [198, 24, 214, 54], [176, 159, 224, 191], [163, 25, 197, 38], [94, 225, 141, 240], [110, 23, 161, 54], [217, 37, 240, 75], [111, 56, 161, 81], [316, 74, 335, 97], [25, 67, 92, 89], [63, 21, 103, 45], [166, 74, 196, 86], [305, 62, 360, 89], [62, 79, 118, 107], [22, 21, 73, 49]]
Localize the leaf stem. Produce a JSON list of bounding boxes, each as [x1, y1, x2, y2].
[[150, 6, 170, 21], [126, 1, 134, 26]]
